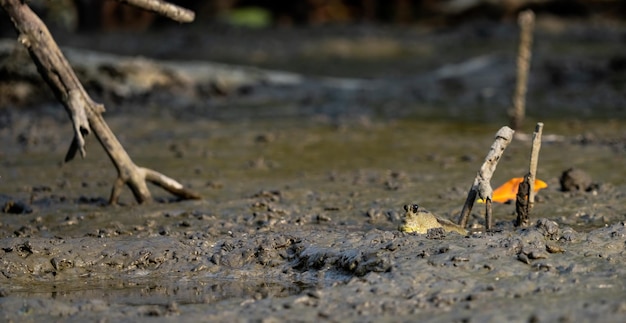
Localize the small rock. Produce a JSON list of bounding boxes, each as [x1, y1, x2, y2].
[[2, 200, 32, 214], [536, 218, 560, 239], [518, 253, 531, 265], [559, 168, 592, 192], [528, 250, 549, 260], [546, 244, 565, 253]]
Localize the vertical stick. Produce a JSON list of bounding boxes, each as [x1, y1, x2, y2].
[[515, 173, 530, 227], [485, 198, 493, 231], [528, 122, 544, 209], [459, 189, 478, 228], [510, 10, 535, 131]]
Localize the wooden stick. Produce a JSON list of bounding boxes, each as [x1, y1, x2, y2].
[[1, 0, 200, 203], [117, 0, 195, 23], [510, 10, 535, 131], [515, 122, 543, 226], [515, 173, 530, 227], [527, 122, 544, 209], [485, 198, 493, 230], [458, 126, 515, 229]]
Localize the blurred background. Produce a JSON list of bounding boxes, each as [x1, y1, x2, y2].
[[1, 0, 624, 33], [1, 0, 624, 121]]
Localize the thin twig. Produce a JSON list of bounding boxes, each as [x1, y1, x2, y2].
[[515, 122, 543, 226], [458, 126, 515, 229], [510, 10, 535, 131], [528, 122, 544, 209], [117, 0, 195, 23]]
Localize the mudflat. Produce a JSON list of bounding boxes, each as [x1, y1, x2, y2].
[[1, 18, 625, 322]]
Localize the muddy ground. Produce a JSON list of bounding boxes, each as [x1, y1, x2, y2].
[[1, 16, 626, 322]]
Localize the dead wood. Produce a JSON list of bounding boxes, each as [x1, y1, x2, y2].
[[516, 122, 544, 226], [119, 0, 194, 23], [0, 0, 200, 204], [510, 10, 535, 131], [527, 122, 543, 209], [515, 173, 531, 227], [458, 126, 515, 230]]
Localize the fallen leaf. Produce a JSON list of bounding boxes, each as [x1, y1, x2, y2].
[[478, 177, 547, 203]]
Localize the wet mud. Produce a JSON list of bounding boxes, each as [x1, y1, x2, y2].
[[1, 18, 626, 322]]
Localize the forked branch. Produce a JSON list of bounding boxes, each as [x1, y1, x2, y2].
[[458, 126, 515, 230], [1, 0, 200, 204]]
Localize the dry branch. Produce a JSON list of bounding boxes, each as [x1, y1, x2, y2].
[[510, 10, 535, 131], [515, 123, 544, 227], [457, 126, 515, 230], [1, 0, 200, 204], [527, 122, 543, 209], [118, 0, 195, 23]]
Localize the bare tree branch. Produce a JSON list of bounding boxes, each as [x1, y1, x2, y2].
[[117, 0, 195, 23], [1, 0, 200, 204]]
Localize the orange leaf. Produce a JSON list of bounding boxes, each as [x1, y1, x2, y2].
[[478, 177, 547, 203]]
